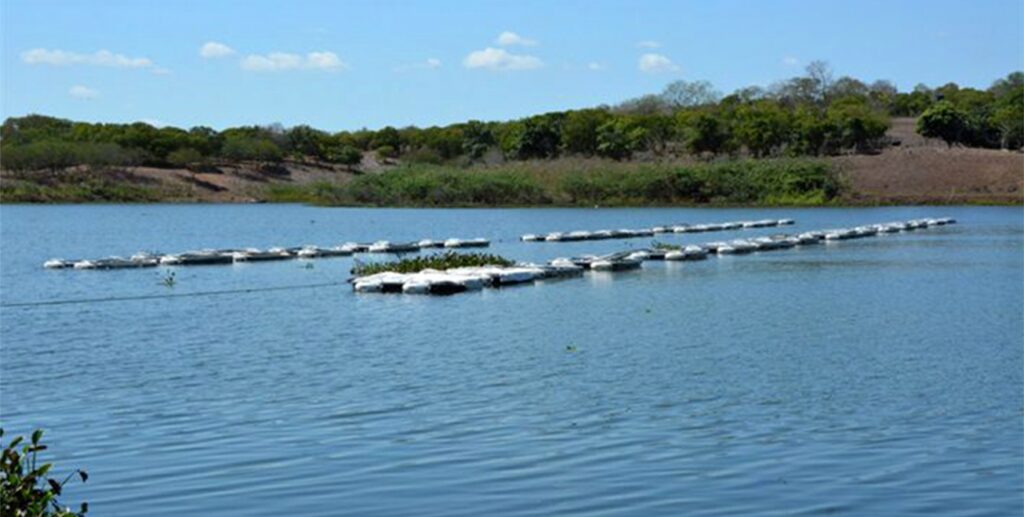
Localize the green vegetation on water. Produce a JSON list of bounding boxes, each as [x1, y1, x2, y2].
[[651, 241, 683, 250], [351, 251, 515, 277], [266, 158, 841, 207]]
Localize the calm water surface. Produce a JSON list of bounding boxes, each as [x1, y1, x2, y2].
[[1, 205, 1021, 516]]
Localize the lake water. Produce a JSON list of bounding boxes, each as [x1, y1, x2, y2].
[[1, 204, 1021, 516]]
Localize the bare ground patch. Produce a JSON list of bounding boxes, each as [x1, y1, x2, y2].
[[833, 146, 1023, 204]]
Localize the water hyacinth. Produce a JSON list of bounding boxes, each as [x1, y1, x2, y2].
[[351, 251, 514, 277], [650, 240, 682, 250]]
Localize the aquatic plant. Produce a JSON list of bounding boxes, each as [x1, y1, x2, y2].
[[351, 251, 514, 277], [650, 240, 681, 250], [161, 271, 176, 288], [0, 429, 88, 516]]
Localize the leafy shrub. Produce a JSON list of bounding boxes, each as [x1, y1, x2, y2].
[[166, 147, 203, 167], [322, 144, 362, 167], [375, 145, 398, 159], [262, 159, 840, 207], [1, 429, 88, 517], [1, 142, 140, 172], [221, 136, 283, 162]]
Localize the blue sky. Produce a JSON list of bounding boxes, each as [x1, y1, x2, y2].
[[2, 0, 1021, 131]]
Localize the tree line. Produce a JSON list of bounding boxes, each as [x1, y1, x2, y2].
[[2, 63, 1021, 173]]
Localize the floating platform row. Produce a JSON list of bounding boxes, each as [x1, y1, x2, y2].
[[353, 217, 955, 295], [521, 219, 794, 242], [42, 237, 491, 270], [353, 264, 584, 294]]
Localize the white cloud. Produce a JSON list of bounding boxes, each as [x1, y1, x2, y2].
[[68, 85, 98, 99], [199, 41, 235, 58], [638, 53, 680, 73], [496, 31, 538, 47], [587, 62, 606, 71], [636, 40, 662, 49], [306, 51, 344, 69], [240, 51, 346, 72], [463, 47, 542, 71], [22, 48, 154, 68], [140, 118, 167, 128], [424, 57, 442, 69], [782, 56, 800, 67]]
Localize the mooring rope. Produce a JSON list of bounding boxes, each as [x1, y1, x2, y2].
[[0, 281, 351, 308]]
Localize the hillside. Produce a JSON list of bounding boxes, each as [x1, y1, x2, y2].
[[834, 118, 1024, 204], [2, 118, 1020, 205]]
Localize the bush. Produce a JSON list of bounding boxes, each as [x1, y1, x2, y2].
[[221, 136, 283, 162], [1, 429, 88, 517], [917, 101, 968, 147], [1, 141, 138, 172], [375, 145, 398, 159], [267, 159, 840, 207], [596, 119, 646, 160], [323, 144, 362, 168], [166, 147, 203, 167], [402, 147, 444, 165], [339, 166, 550, 206]]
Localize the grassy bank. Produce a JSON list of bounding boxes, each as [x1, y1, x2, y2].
[[0, 173, 175, 203], [266, 158, 842, 207]]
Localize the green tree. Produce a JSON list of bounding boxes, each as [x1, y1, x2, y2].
[[323, 144, 362, 168], [287, 125, 328, 159], [561, 109, 611, 155], [596, 118, 646, 160], [988, 71, 1024, 99], [680, 112, 730, 156], [166, 147, 203, 167], [916, 100, 968, 147], [633, 114, 676, 155], [371, 126, 404, 153], [461, 120, 496, 160], [187, 126, 223, 156], [221, 136, 284, 161], [890, 90, 934, 116], [502, 114, 563, 160], [990, 86, 1024, 149], [826, 97, 889, 152], [790, 105, 833, 155], [734, 100, 792, 157], [0, 114, 74, 144], [417, 126, 464, 160], [376, 145, 398, 159], [828, 76, 869, 100]]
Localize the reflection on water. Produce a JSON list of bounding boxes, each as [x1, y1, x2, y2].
[[1, 205, 1022, 516]]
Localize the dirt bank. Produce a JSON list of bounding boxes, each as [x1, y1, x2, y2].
[[832, 117, 1023, 204]]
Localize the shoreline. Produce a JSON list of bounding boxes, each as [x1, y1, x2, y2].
[[3, 146, 1021, 207], [1, 198, 1020, 207]]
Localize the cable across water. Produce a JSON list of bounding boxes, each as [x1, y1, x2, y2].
[[0, 281, 351, 309]]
